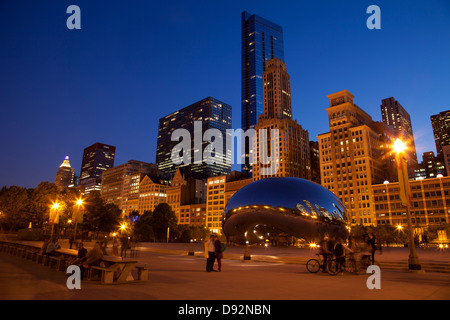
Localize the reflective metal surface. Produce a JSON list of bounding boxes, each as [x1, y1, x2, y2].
[[222, 177, 349, 244]]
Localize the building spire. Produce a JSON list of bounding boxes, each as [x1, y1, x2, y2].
[[60, 156, 72, 168]]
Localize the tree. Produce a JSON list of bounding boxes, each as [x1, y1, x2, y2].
[[28, 182, 60, 228], [132, 210, 155, 242], [178, 225, 209, 242], [148, 203, 177, 242], [82, 191, 121, 235], [0, 186, 30, 231]]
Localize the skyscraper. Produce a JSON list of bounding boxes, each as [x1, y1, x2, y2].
[[318, 90, 396, 225], [253, 58, 310, 181], [100, 160, 161, 212], [156, 97, 232, 179], [55, 156, 75, 189], [79, 142, 116, 194], [430, 110, 450, 158], [381, 97, 418, 171], [241, 11, 284, 174]]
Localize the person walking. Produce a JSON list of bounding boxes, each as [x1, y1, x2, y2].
[[214, 236, 223, 272], [120, 236, 130, 258], [205, 235, 216, 272], [367, 233, 376, 264], [112, 237, 120, 256]]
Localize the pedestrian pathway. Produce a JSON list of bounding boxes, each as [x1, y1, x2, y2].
[[136, 242, 450, 273]]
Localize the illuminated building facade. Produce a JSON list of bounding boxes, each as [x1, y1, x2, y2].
[[252, 58, 310, 181], [381, 97, 418, 172], [206, 171, 252, 234], [137, 175, 167, 215], [55, 156, 75, 189], [431, 110, 450, 158], [318, 90, 396, 226], [241, 11, 284, 174], [166, 167, 207, 224], [156, 97, 232, 179], [100, 160, 163, 213], [79, 143, 116, 194], [372, 176, 450, 227]]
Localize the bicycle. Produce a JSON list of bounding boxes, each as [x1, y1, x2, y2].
[[326, 254, 356, 275], [328, 253, 372, 275], [306, 253, 335, 274]]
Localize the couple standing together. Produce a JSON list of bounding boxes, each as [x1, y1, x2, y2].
[[205, 235, 224, 272]]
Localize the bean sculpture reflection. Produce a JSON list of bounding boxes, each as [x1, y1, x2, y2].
[[222, 177, 350, 244]]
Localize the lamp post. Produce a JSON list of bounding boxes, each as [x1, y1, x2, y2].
[[72, 198, 84, 246], [49, 202, 60, 239], [392, 139, 422, 271]]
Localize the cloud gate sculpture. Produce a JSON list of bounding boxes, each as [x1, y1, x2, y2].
[[222, 177, 349, 244]]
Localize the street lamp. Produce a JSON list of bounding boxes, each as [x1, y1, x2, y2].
[[49, 202, 60, 239], [71, 198, 84, 247], [392, 139, 422, 271]]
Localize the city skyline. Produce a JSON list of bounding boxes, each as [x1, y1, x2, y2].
[[1, 0, 449, 188]]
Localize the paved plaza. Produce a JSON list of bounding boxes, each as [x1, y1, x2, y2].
[[0, 241, 449, 301]]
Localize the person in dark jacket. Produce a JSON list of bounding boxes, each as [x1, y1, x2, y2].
[[214, 236, 223, 272], [367, 233, 376, 264]]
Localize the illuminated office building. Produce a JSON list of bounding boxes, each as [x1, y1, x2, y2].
[[318, 90, 396, 225], [372, 176, 450, 228], [79, 143, 116, 194], [431, 110, 450, 158], [156, 97, 232, 179], [55, 156, 75, 189], [381, 97, 418, 172], [241, 11, 284, 174], [100, 160, 163, 213], [206, 171, 252, 234], [252, 58, 310, 181]]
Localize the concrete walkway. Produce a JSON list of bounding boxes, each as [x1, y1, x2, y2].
[[138, 242, 450, 273], [1, 247, 449, 301], [0, 241, 449, 301]]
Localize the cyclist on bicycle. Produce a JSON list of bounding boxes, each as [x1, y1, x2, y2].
[[319, 235, 333, 272]]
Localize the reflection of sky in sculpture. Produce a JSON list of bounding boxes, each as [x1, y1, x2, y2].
[[224, 177, 348, 223]]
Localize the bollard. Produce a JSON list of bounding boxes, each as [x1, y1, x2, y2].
[[188, 240, 194, 256], [243, 241, 251, 262]]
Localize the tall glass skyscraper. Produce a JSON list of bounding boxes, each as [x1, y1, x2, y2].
[[156, 97, 232, 179], [79, 142, 116, 194], [241, 11, 285, 174]]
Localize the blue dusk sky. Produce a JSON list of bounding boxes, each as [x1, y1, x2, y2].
[[0, 0, 449, 188]]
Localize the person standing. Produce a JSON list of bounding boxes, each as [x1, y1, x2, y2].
[[334, 238, 353, 275], [206, 235, 216, 272], [112, 237, 120, 256], [214, 236, 223, 272], [319, 236, 331, 272], [367, 233, 376, 264]]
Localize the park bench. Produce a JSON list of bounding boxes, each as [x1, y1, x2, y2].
[[136, 265, 148, 281], [49, 256, 67, 271], [42, 254, 51, 266], [25, 249, 38, 261], [36, 253, 45, 264], [90, 266, 115, 284], [20, 247, 27, 258]]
